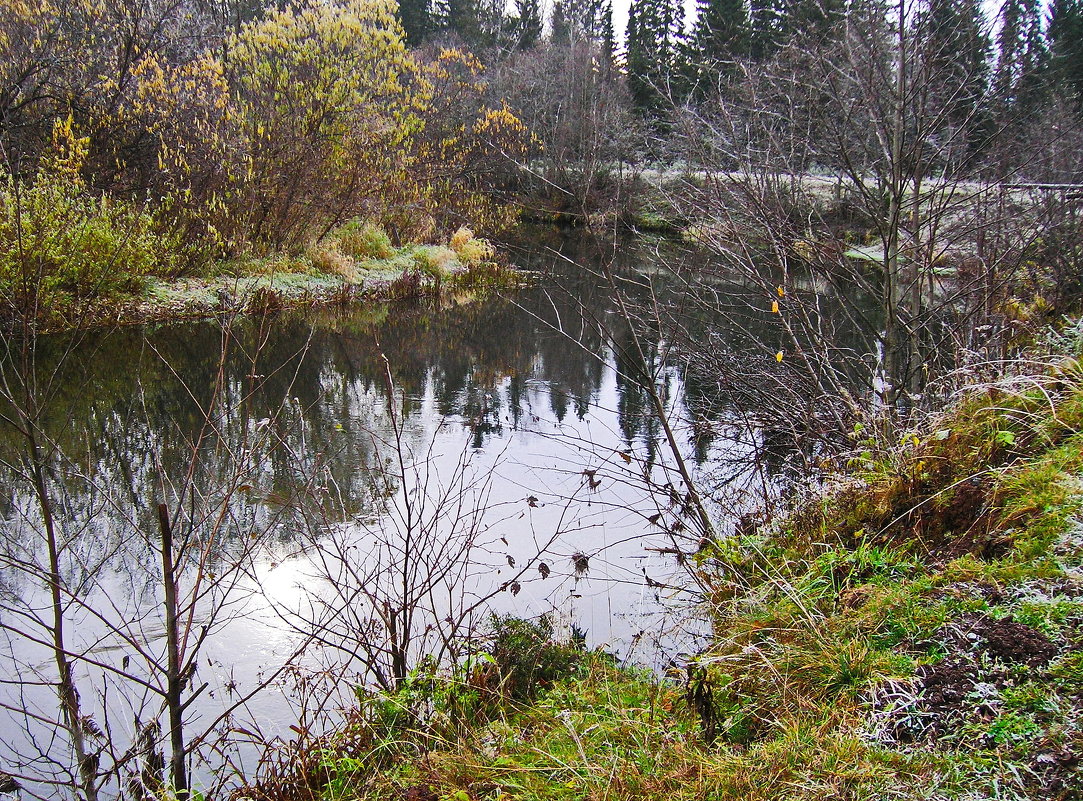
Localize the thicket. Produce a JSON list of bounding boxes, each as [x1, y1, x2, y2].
[[469, 0, 1083, 220], [0, 119, 183, 323], [238, 616, 589, 800], [0, 0, 529, 323]]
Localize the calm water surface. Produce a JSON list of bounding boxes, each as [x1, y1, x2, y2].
[[0, 232, 869, 797]]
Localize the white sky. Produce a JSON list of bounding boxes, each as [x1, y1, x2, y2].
[[594, 0, 1013, 46]]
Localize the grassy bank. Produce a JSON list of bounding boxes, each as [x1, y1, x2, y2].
[[246, 329, 1083, 801], [0, 219, 517, 334], [123, 225, 517, 330]]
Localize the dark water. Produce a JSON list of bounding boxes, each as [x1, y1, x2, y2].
[[0, 231, 876, 798]]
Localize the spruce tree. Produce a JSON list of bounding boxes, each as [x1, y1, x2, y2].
[[441, 0, 482, 45], [994, 0, 1047, 108], [514, 0, 542, 48], [693, 0, 750, 67], [749, 0, 784, 58], [626, 0, 686, 119], [1048, 0, 1083, 106], [686, 0, 750, 98], [924, 0, 990, 125], [398, 0, 432, 45], [601, 1, 617, 67], [551, 0, 572, 44], [779, 0, 846, 42]]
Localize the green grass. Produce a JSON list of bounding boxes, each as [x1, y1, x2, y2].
[[326, 656, 927, 801], [683, 356, 1083, 800], [244, 350, 1083, 801]]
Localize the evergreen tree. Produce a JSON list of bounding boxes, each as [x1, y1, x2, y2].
[[749, 0, 784, 58], [779, 0, 846, 42], [924, 0, 990, 125], [626, 0, 686, 119], [398, 0, 434, 45], [747, 0, 844, 59], [1048, 0, 1083, 106], [514, 0, 542, 48], [551, 0, 571, 44], [436, 0, 482, 45], [601, 1, 617, 67], [559, 0, 608, 41], [685, 0, 749, 99], [693, 0, 750, 67], [994, 0, 1046, 108]]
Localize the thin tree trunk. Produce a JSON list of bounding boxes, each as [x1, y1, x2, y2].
[[29, 429, 99, 801], [158, 504, 188, 798], [883, 0, 908, 409]]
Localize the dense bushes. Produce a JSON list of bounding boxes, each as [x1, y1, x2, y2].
[[0, 0, 530, 323], [150, 1, 528, 253], [0, 120, 181, 319]]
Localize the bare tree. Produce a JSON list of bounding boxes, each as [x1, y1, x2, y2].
[[657, 0, 1065, 448], [0, 293, 329, 798], [488, 33, 639, 222], [270, 352, 576, 694]]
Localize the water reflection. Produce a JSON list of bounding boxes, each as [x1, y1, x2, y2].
[[0, 230, 877, 798]]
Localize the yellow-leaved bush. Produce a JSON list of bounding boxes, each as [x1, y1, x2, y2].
[[216, 0, 425, 250], [3, 0, 532, 280], [383, 49, 533, 240], [133, 0, 531, 253], [0, 119, 181, 321]]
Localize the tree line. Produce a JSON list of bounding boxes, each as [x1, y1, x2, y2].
[[4, 0, 1081, 277], [400, 0, 1083, 153]]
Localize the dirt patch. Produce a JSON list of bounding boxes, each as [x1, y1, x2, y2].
[[923, 613, 1058, 668], [882, 614, 1063, 746], [916, 658, 978, 720], [884, 655, 995, 743], [402, 785, 438, 801], [982, 619, 1059, 668], [875, 475, 1013, 562]]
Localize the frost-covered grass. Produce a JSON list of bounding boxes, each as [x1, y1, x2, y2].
[[251, 342, 1083, 801], [57, 223, 513, 331]]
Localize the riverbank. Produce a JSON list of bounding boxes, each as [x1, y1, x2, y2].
[[1, 226, 521, 335], [245, 325, 1083, 801]]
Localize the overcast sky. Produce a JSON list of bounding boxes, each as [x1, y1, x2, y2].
[[596, 0, 1012, 47]]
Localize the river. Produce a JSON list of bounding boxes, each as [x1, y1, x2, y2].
[[0, 230, 874, 798]]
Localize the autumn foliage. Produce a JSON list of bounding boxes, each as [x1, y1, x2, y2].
[[0, 0, 529, 307]]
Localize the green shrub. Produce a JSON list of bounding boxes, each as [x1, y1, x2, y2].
[[0, 120, 181, 317], [488, 615, 585, 701], [336, 220, 395, 260], [1, 176, 178, 301]]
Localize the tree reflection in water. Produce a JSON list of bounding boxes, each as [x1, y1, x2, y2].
[[0, 231, 876, 797]]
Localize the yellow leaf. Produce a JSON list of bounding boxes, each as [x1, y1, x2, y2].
[[777, 285, 785, 298], [775, 351, 784, 362], [771, 300, 779, 313]]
